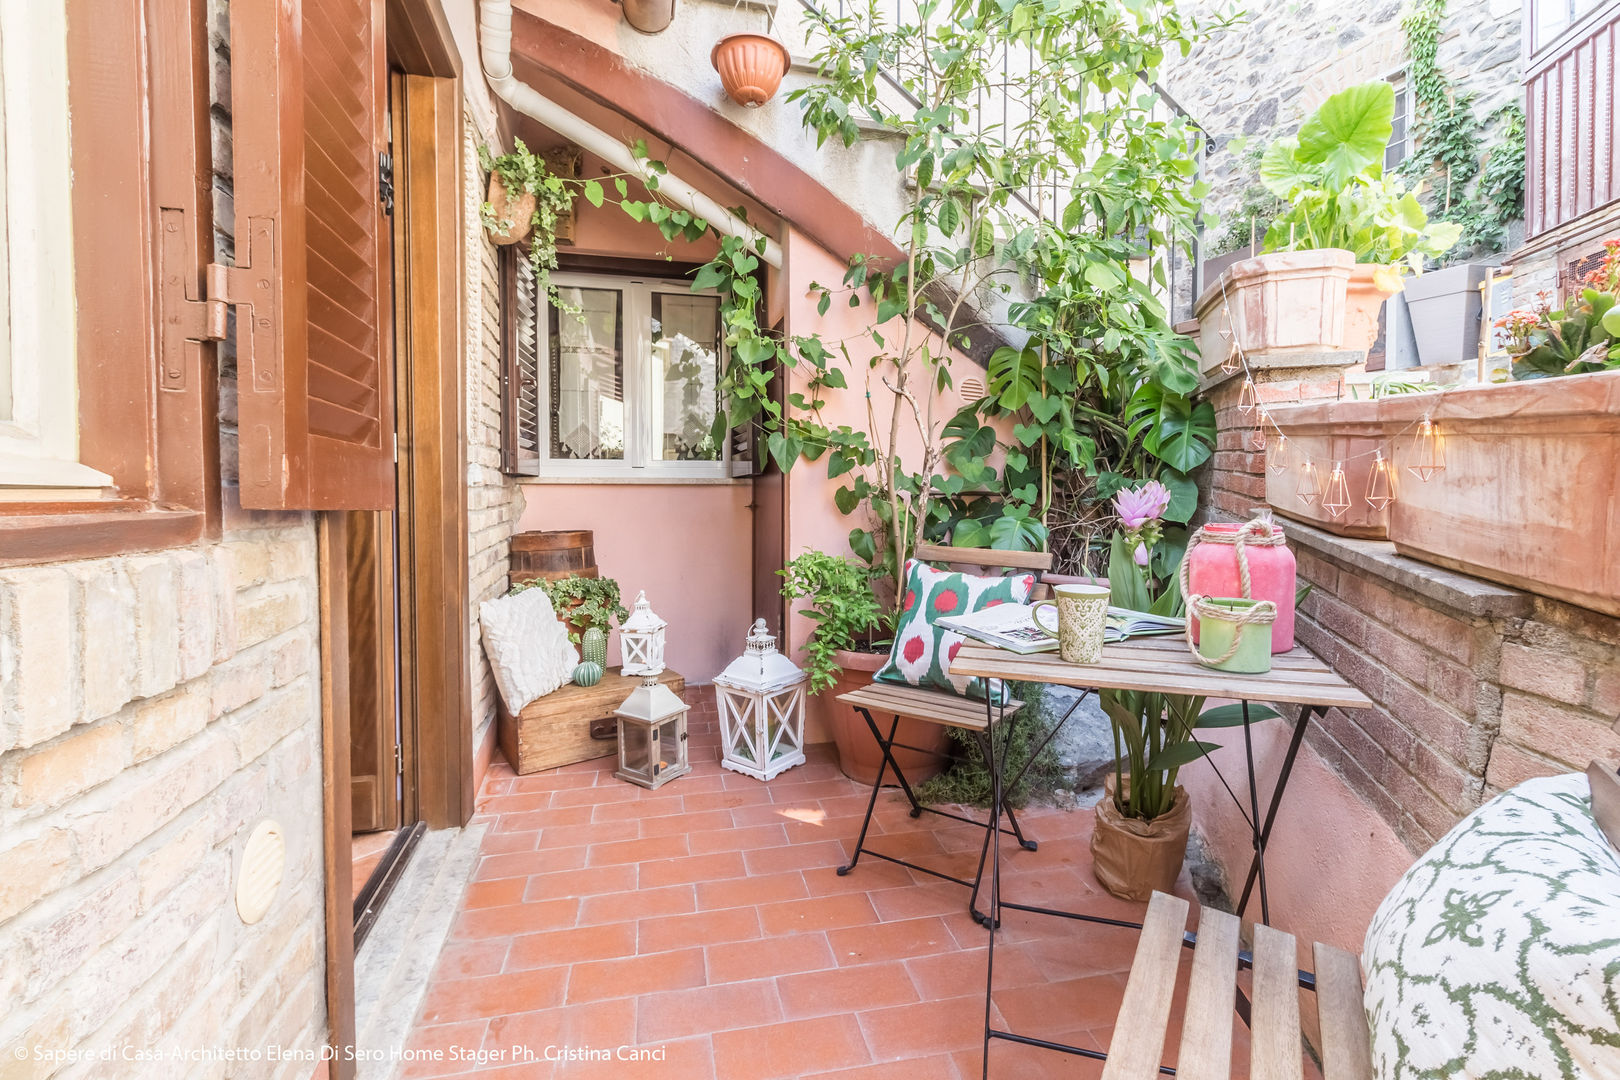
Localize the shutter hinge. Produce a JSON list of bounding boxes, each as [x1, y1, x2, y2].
[[395, 741, 404, 777], [158, 207, 281, 392], [379, 150, 395, 216]]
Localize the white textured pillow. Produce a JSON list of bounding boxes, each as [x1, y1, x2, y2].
[[479, 587, 579, 714], [1362, 773, 1620, 1080]]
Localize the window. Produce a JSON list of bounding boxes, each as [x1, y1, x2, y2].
[[528, 270, 744, 480], [0, 0, 111, 491], [1384, 74, 1413, 172], [1532, 0, 1608, 53]]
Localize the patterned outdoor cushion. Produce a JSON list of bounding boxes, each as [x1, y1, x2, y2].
[[874, 559, 1036, 703], [1362, 773, 1620, 1080]]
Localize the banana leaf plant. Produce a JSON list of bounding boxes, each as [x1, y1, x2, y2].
[[1098, 530, 1281, 821]]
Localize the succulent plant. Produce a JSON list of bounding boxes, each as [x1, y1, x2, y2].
[[572, 660, 604, 687]]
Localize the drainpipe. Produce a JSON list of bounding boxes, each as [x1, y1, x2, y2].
[[478, 0, 784, 268]]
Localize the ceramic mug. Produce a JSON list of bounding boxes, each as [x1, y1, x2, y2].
[[1032, 584, 1110, 664]]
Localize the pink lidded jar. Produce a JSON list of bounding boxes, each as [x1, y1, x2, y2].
[[1185, 515, 1296, 653]]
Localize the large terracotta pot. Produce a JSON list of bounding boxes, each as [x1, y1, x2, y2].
[[485, 174, 534, 247], [825, 649, 952, 786], [711, 33, 791, 108], [1192, 251, 1399, 377], [1383, 372, 1620, 618], [1265, 399, 1391, 539], [1091, 784, 1191, 902]]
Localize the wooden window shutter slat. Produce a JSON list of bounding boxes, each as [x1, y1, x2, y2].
[[230, 0, 396, 509], [500, 249, 542, 476]]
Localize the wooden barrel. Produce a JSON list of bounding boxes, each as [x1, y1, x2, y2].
[[510, 530, 598, 585]]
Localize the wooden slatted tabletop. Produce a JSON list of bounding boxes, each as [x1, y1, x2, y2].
[[949, 636, 1373, 710]]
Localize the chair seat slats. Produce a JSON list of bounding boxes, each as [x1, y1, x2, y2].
[[1313, 942, 1373, 1080], [1176, 905, 1241, 1080], [1250, 923, 1304, 1080], [1100, 891, 1190, 1080], [836, 683, 1022, 730]]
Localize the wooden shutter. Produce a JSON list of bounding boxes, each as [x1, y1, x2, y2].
[[230, 0, 396, 509], [500, 250, 542, 476]]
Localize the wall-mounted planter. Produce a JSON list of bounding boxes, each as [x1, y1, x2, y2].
[[1265, 399, 1390, 539], [1193, 250, 1400, 379], [620, 0, 676, 34], [1403, 263, 1491, 367], [711, 33, 791, 108], [1382, 372, 1620, 618], [486, 174, 534, 247]]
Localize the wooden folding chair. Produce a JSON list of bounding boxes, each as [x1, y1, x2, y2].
[[836, 545, 1081, 923]]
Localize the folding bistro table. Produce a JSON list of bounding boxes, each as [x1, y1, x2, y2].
[[948, 636, 1373, 1075]]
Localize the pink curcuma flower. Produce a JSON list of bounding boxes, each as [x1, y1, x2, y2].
[[1113, 481, 1172, 529], [1133, 541, 1150, 566]]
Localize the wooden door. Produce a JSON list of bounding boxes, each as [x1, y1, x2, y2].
[[347, 509, 400, 832]]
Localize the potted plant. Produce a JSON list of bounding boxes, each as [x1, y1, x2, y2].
[[779, 550, 950, 784], [1404, 262, 1494, 367], [1194, 82, 1462, 375], [511, 574, 630, 646], [1089, 487, 1282, 900], [479, 139, 593, 300], [711, 12, 790, 109]]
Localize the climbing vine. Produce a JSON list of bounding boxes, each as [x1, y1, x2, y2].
[[1399, 0, 1525, 259]]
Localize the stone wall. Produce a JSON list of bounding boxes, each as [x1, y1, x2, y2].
[[1162, 0, 1524, 320], [463, 115, 525, 762]]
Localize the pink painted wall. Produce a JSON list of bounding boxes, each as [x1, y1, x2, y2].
[[518, 483, 756, 683], [1182, 720, 1415, 955]]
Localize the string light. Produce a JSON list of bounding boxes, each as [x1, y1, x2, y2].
[[1365, 449, 1394, 511], [1221, 341, 1243, 375], [1248, 408, 1269, 452], [1237, 378, 1258, 415], [1297, 460, 1321, 506], [1323, 461, 1351, 519], [1268, 434, 1291, 475], [1408, 413, 1445, 481]]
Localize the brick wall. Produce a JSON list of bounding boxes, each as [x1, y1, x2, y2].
[[463, 115, 525, 759], [1202, 367, 1620, 857]]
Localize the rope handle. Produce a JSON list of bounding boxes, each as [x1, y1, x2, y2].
[[1184, 594, 1278, 667]]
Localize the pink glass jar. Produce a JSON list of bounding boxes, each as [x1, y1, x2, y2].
[[1186, 523, 1296, 653]]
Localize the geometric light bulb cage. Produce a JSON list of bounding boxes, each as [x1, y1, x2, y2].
[[1268, 434, 1291, 475], [714, 619, 808, 782], [1236, 377, 1258, 415], [1322, 460, 1352, 519], [1248, 408, 1269, 452], [619, 589, 668, 675], [1297, 459, 1321, 506], [1407, 414, 1446, 481], [1365, 449, 1395, 511]]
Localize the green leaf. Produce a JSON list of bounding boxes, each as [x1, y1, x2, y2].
[[1149, 400, 1216, 473], [819, 367, 848, 389], [848, 528, 876, 564], [833, 484, 860, 514], [692, 263, 728, 292], [1028, 394, 1062, 423], [1159, 468, 1198, 524], [1258, 137, 1315, 197], [973, 216, 995, 258], [582, 179, 604, 208], [937, 198, 961, 236], [1196, 704, 1284, 728], [1602, 305, 1620, 338], [1084, 261, 1125, 292], [1145, 740, 1224, 772], [1296, 81, 1394, 189]]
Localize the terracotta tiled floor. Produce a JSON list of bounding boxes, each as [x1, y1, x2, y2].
[[400, 689, 1236, 1079]]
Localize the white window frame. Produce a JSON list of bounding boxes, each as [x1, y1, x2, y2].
[[1384, 71, 1413, 173], [0, 0, 110, 490], [536, 271, 745, 482]]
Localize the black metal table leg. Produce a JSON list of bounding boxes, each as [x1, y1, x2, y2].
[[1235, 702, 1321, 920]]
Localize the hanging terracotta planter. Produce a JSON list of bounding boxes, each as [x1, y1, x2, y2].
[[711, 33, 791, 108], [485, 174, 535, 247]]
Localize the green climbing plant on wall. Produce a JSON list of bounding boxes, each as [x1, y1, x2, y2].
[[1399, 0, 1525, 259]]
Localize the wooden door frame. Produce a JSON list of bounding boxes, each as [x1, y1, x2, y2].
[[317, 2, 464, 1072]]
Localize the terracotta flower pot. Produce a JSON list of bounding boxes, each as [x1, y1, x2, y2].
[[825, 649, 952, 786], [1090, 783, 1191, 902], [1265, 398, 1391, 539], [486, 174, 535, 247], [1343, 262, 1404, 353], [711, 33, 791, 108]]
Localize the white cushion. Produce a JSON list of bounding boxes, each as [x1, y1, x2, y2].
[[1363, 773, 1620, 1080], [478, 587, 579, 715]]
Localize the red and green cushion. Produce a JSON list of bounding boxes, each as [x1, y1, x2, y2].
[[874, 558, 1037, 702]]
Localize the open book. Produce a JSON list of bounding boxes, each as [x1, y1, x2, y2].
[[938, 604, 1185, 655]]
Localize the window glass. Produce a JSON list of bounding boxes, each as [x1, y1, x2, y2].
[[650, 292, 722, 461], [1536, 0, 1605, 51], [550, 286, 625, 460], [1385, 77, 1410, 172]]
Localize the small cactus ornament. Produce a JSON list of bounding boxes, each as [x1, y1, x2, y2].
[[572, 660, 604, 687], [581, 626, 607, 668]]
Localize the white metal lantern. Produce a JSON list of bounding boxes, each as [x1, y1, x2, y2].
[[619, 590, 667, 676], [613, 675, 691, 789], [713, 619, 808, 781]]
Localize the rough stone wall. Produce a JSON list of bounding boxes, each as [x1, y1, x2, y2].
[[1162, 0, 1524, 319], [463, 115, 525, 758], [0, 9, 328, 1075]]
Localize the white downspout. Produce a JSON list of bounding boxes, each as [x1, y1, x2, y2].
[[478, 0, 784, 268]]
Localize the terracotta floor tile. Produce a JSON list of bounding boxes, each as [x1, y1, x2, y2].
[[694, 871, 808, 910], [712, 1015, 871, 1079], [991, 973, 1127, 1038], [682, 788, 776, 813], [478, 829, 542, 856], [555, 1036, 715, 1079], [577, 884, 697, 926], [433, 939, 510, 980], [743, 839, 850, 875], [776, 962, 919, 1019], [905, 946, 1043, 1002], [533, 819, 641, 849], [507, 921, 639, 970], [460, 877, 527, 911], [587, 835, 690, 867], [858, 994, 996, 1059], [451, 898, 578, 940], [476, 845, 587, 882], [804, 1056, 962, 1080], [592, 792, 692, 822], [638, 851, 748, 889], [706, 933, 837, 983], [417, 968, 567, 1024], [638, 905, 762, 953], [803, 862, 917, 896], [640, 808, 736, 838], [565, 947, 708, 1004], [484, 997, 637, 1060], [688, 821, 791, 854], [827, 916, 958, 966], [522, 864, 638, 902], [636, 979, 784, 1042], [757, 892, 879, 936]]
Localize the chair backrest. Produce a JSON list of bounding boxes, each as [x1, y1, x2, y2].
[[912, 544, 1055, 599]]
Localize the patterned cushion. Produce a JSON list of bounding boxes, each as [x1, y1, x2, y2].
[[874, 559, 1036, 703], [1362, 773, 1620, 1080]]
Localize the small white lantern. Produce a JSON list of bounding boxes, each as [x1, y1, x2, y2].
[[613, 674, 691, 789], [619, 590, 667, 676], [713, 619, 809, 781]]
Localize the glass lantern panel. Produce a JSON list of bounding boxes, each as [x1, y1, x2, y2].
[[620, 721, 652, 780], [657, 719, 687, 773]]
